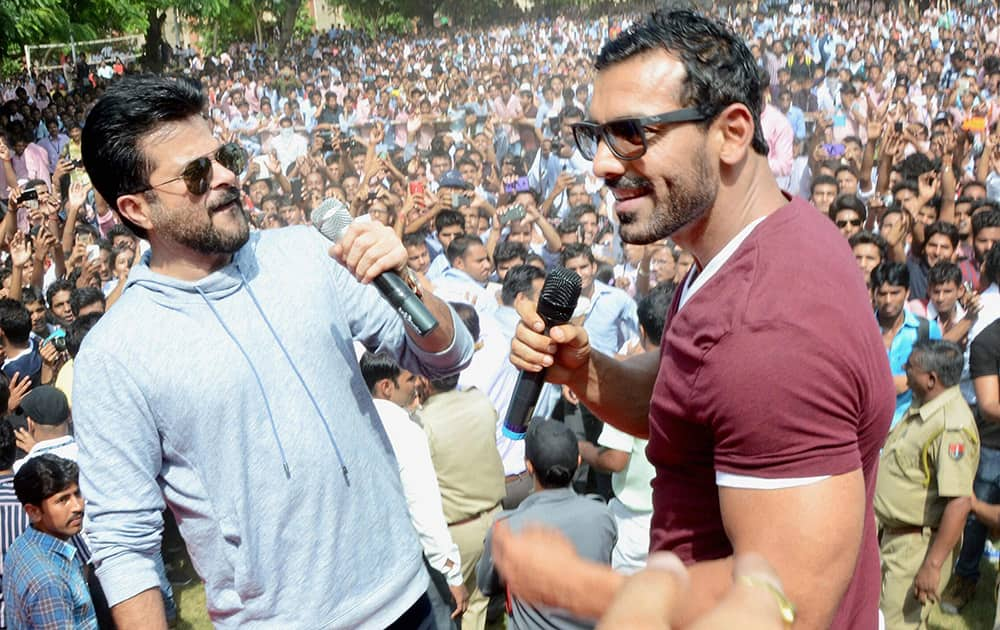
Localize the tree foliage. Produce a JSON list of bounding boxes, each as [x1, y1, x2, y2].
[[1, 0, 305, 76], [332, 0, 615, 33]]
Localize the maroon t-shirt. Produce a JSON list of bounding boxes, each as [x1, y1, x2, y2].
[[647, 196, 893, 629]]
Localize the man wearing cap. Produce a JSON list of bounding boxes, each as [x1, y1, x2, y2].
[[477, 421, 617, 629], [12, 386, 74, 473], [875, 340, 978, 628]]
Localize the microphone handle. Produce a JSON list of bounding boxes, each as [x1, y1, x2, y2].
[[373, 271, 439, 337], [502, 368, 548, 440]]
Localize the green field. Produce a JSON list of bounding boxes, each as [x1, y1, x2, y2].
[[172, 581, 211, 630], [929, 559, 996, 630]]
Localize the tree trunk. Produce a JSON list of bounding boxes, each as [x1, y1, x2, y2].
[[277, 0, 303, 57], [254, 2, 263, 49], [415, 1, 437, 29], [144, 7, 166, 74]]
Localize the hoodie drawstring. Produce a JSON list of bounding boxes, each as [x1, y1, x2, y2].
[[227, 269, 350, 486], [196, 284, 293, 479]]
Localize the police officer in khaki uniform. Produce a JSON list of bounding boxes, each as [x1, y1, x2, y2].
[[875, 339, 980, 629]]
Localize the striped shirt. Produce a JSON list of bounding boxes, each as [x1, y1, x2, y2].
[[3, 526, 97, 629], [0, 474, 29, 630]]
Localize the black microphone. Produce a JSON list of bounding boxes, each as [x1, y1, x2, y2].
[[312, 199, 439, 337], [502, 267, 582, 440]]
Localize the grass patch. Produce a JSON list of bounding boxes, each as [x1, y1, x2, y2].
[[929, 560, 997, 629]]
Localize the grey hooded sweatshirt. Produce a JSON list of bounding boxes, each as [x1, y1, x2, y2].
[[73, 226, 473, 628]]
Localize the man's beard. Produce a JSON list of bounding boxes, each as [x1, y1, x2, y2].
[[610, 145, 717, 245], [151, 185, 250, 255]]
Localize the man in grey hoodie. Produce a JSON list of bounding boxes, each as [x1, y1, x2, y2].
[[74, 75, 474, 629]]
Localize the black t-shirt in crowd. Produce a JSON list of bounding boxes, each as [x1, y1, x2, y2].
[[969, 318, 1000, 448]]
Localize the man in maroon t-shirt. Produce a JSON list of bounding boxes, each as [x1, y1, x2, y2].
[[499, 9, 893, 629]]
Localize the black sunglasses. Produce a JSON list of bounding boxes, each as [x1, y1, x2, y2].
[[835, 218, 862, 228], [131, 142, 248, 196], [571, 108, 708, 161]]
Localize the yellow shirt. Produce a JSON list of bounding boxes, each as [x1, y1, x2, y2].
[[54, 358, 74, 407]]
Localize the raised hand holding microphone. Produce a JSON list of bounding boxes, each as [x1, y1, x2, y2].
[[503, 268, 582, 439], [315, 200, 454, 347], [509, 279, 592, 388]]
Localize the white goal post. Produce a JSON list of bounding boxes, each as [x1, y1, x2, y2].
[[24, 34, 145, 73]]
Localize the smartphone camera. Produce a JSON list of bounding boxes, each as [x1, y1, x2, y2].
[[16, 189, 38, 205], [894, 122, 903, 133], [500, 204, 526, 225]]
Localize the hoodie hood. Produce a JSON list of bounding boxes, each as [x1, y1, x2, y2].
[[124, 233, 261, 306]]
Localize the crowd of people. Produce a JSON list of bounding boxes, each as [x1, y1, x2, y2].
[[1, 0, 1000, 628]]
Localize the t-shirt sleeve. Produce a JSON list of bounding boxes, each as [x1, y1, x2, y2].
[[597, 422, 636, 453], [970, 324, 1000, 380], [693, 324, 863, 479]]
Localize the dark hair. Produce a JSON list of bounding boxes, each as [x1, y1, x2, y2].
[[82, 75, 207, 240], [525, 421, 579, 488], [13, 454, 79, 507], [811, 174, 838, 196], [871, 262, 910, 290], [434, 210, 466, 234], [0, 420, 15, 471], [74, 223, 100, 242], [525, 252, 546, 268], [898, 152, 938, 182], [964, 180, 988, 196], [570, 204, 597, 222], [0, 298, 31, 344], [849, 230, 888, 262], [637, 282, 675, 346], [984, 241, 1000, 286], [106, 223, 136, 245], [829, 194, 867, 222], [359, 351, 399, 394], [501, 264, 546, 306], [66, 312, 102, 358], [560, 242, 595, 266], [450, 301, 480, 343], [556, 218, 581, 236], [908, 339, 964, 387], [927, 261, 963, 289], [595, 9, 768, 155], [834, 164, 858, 179], [402, 232, 427, 249], [892, 180, 919, 198], [924, 221, 960, 249], [494, 241, 527, 267], [45, 279, 74, 309], [972, 207, 1000, 237], [446, 235, 483, 265], [558, 105, 584, 123], [20, 287, 43, 307], [0, 374, 10, 417], [69, 287, 105, 318], [843, 136, 863, 149]]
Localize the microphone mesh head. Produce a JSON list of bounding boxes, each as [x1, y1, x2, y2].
[[537, 267, 582, 324], [311, 198, 353, 243]]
